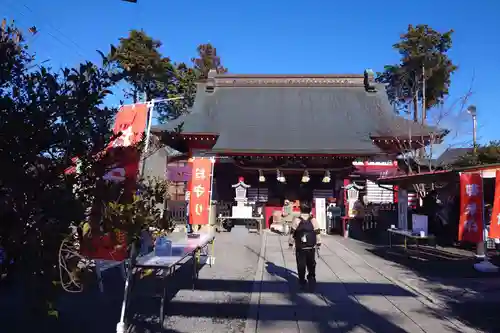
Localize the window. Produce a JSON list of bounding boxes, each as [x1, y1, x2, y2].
[[366, 180, 393, 204]]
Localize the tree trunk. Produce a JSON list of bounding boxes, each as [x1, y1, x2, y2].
[[412, 96, 419, 123], [421, 64, 426, 125]]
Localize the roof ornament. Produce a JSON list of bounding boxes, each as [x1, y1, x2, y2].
[[232, 177, 251, 189], [208, 69, 217, 79], [364, 69, 377, 93], [344, 182, 364, 190], [205, 69, 217, 93]]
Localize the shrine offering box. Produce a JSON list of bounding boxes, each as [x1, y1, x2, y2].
[[232, 205, 253, 218]]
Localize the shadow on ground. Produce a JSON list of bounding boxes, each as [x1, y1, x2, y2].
[[371, 245, 500, 332], [367, 245, 500, 279], [129, 259, 462, 333], [0, 251, 466, 333], [0, 258, 206, 333], [0, 267, 128, 333], [334, 233, 500, 333]]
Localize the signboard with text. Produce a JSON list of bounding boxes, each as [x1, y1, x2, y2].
[[104, 103, 149, 184], [315, 197, 326, 231], [488, 170, 500, 239], [65, 103, 149, 261], [458, 173, 484, 243], [188, 158, 213, 225]]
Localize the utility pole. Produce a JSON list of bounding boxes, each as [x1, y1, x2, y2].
[[467, 105, 478, 155]]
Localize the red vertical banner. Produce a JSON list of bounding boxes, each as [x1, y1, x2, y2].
[[189, 158, 213, 225], [488, 170, 500, 238], [105, 103, 149, 182], [458, 172, 484, 243]]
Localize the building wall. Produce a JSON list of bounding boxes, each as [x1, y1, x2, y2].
[[166, 160, 189, 201], [141, 145, 170, 213], [164, 157, 410, 205], [143, 148, 167, 179]]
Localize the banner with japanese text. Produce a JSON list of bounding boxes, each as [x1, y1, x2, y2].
[[488, 170, 500, 238], [458, 172, 484, 243], [64, 103, 149, 182], [104, 103, 149, 183], [188, 158, 213, 225], [67, 103, 149, 261]]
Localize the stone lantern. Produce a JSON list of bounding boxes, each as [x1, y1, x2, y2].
[[231, 177, 252, 218]]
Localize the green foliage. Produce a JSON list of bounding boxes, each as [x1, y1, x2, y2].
[[109, 31, 228, 123], [0, 20, 119, 319], [155, 62, 198, 123], [191, 43, 228, 79], [453, 141, 500, 167], [108, 29, 176, 102], [376, 24, 457, 120], [0, 21, 185, 327], [101, 176, 171, 245]]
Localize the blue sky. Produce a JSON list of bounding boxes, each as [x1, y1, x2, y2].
[[2, 0, 499, 153]]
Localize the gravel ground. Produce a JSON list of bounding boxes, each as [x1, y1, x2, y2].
[[129, 226, 261, 333]]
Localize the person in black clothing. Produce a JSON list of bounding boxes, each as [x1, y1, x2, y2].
[[288, 201, 321, 289]]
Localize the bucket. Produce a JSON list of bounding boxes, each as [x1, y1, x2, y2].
[[154, 237, 172, 257]]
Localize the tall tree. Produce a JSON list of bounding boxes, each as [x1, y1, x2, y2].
[[0, 20, 119, 322], [1, 22, 173, 329], [376, 24, 457, 124], [108, 29, 175, 102], [109, 35, 229, 122], [156, 42, 229, 121], [191, 43, 228, 79], [155, 62, 197, 123], [109, 30, 198, 122]]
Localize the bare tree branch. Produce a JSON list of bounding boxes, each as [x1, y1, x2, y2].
[[384, 76, 476, 197]]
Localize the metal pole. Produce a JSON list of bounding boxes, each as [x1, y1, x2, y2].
[[140, 96, 184, 177], [117, 96, 184, 333], [473, 115, 477, 155], [142, 100, 155, 163], [208, 157, 216, 228]]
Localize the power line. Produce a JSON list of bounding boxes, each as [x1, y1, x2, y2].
[[19, 3, 89, 58], [1, 0, 90, 59]]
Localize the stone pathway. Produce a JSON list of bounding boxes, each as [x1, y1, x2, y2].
[[330, 235, 500, 305], [246, 232, 481, 333], [13, 228, 485, 333], [326, 235, 499, 333], [129, 226, 262, 333]]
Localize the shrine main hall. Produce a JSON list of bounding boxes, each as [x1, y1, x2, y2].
[[151, 70, 443, 224]]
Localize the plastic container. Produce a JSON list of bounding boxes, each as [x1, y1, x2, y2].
[[154, 236, 172, 257]]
